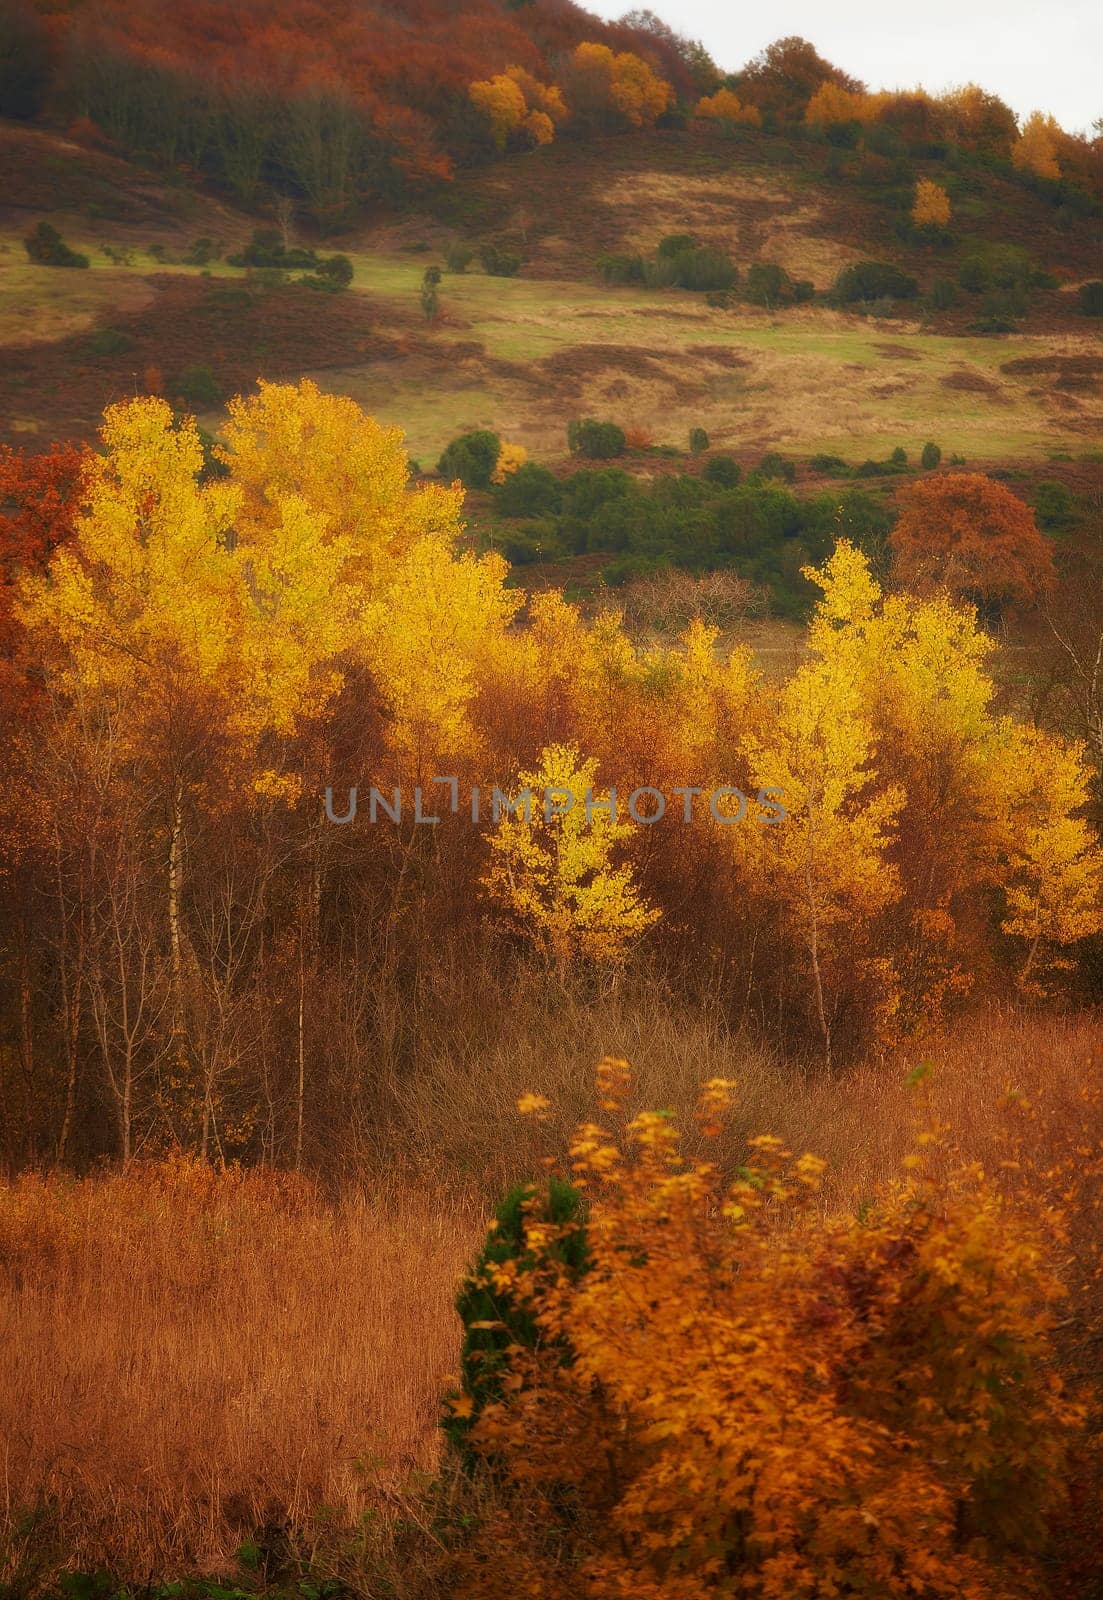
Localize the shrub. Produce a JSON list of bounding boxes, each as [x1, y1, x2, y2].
[[688, 427, 709, 453], [646, 241, 738, 293], [572, 419, 627, 460], [443, 1172, 587, 1459], [450, 1065, 1081, 1599], [438, 429, 502, 489], [809, 453, 850, 475], [1078, 280, 1103, 316], [790, 278, 815, 303], [921, 441, 942, 469], [596, 252, 645, 285], [316, 252, 354, 288], [744, 261, 790, 307], [23, 221, 89, 269], [497, 527, 564, 565], [184, 237, 217, 266], [927, 277, 958, 310], [890, 446, 908, 467], [445, 242, 474, 274], [85, 327, 133, 356], [174, 365, 223, 408], [831, 260, 919, 303], [228, 228, 318, 270], [1031, 479, 1077, 530], [757, 450, 797, 483], [480, 244, 522, 277], [657, 233, 696, 258], [704, 455, 741, 487], [494, 462, 562, 518]]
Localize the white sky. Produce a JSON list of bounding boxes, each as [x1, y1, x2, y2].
[[582, 0, 1102, 135]]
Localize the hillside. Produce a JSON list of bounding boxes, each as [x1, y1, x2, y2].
[[2, 118, 1101, 475]]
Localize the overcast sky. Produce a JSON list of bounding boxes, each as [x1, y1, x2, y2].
[[583, 0, 1102, 135]]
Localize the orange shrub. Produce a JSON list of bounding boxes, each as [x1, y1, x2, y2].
[[450, 1060, 1082, 1599]]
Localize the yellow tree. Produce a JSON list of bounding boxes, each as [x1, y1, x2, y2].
[[912, 177, 951, 226], [740, 653, 904, 1063], [1013, 111, 1062, 179], [572, 42, 672, 128], [218, 377, 464, 594], [470, 68, 567, 151], [797, 542, 1102, 1022], [359, 536, 522, 776], [694, 87, 761, 129], [482, 744, 659, 978], [804, 81, 887, 127], [983, 725, 1103, 993], [16, 398, 356, 1154]]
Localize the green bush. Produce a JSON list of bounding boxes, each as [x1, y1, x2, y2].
[[757, 451, 797, 483], [174, 365, 223, 408], [443, 1175, 587, 1462], [597, 252, 645, 285], [438, 429, 502, 490], [445, 242, 474, 274], [831, 260, 919, 303], [572, 419, 627, 460], [927, 278, 958, 311], [228, 228, 317, 270], [689, 427, 710, 453], [921, 441, 942, 469], [480, 244, 522, 277], [744, 262, 790, 308], [24, 221, 89, 269], [1031, 479, 1077, 530], [85, 327, 133, 356], [890, 447, 908, 467], [1078, 280, 1103, 317], [316, 252, 353, 288], [645, 240, 737, 293], [704, 455, 741, 488], [184, 237, 218, 266], [809, 453, 850, 476], [494, 462, 563, 518]]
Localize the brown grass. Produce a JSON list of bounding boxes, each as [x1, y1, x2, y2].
[[0, 1164, 477, 1583], [2, 1004, 1100, 1588]]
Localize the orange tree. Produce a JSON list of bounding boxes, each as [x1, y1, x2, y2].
[[447, 1060, 1082, 1599], [889, 472, 1055, 612]]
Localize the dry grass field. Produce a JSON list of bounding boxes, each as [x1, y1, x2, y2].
[[3, 1005, 1100, 1592]]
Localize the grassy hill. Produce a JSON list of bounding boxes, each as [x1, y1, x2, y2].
[[2, 120, 1101, 475]]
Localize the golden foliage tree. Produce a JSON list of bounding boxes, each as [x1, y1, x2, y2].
[[693, 86, 761, 128], [571, 41, 673, 128], [912, 176, 951, 226], [481, 744, 659, 976], [804, 80, 887, 127], [1012, 111, 1062, 180], [469, 67, 567, 151]]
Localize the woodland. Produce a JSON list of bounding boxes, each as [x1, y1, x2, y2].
[[1, 3, 1103, 1597]]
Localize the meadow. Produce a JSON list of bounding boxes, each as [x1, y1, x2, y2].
[[3, 1006, 1101, 1594]]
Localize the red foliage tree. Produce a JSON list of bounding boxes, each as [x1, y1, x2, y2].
[[890, 472, 1056, 611], [0, 442, 89, 662]]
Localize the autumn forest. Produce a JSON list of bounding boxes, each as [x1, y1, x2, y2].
[[1, 1, 1103, 1596]]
